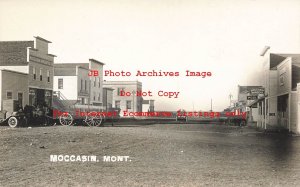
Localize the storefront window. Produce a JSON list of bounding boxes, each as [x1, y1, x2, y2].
[[45, 90, 52, 107], [29, 88, 37, 106]]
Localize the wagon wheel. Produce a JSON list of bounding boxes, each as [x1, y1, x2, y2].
[[8, 117, 18, 128], [85, 115, 95, 127], [59, 113, 73, 126], [93, 114, 103, 127]]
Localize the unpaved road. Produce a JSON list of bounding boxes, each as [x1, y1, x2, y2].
[[1, 123, 300, 186]]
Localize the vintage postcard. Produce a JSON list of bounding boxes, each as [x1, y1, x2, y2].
[[0, 0, 300, 186]]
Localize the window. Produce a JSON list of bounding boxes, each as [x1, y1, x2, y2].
[[39, 68, 42, 81], [98, 93, 101, 101], [115, 100, 120, 108], [81, 79, 83, 91], [6, 91, 12, 99], [126, 100, 132, 109], [94, 77, 96, 87], [98, 78, 100, 88], [47, 70, 50, 83], [58, 78, 63, 89], [33, 67, 36, 80], [117, 87, 124, 96], [93, 92, 96, 101], [29, 89, 36, 106], [85, 80, 87, 91], [279, 74, 285, 86]]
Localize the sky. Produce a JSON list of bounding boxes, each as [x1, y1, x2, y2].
[[1, 0, 300, 111]]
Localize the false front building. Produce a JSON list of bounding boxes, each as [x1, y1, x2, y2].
[[0, 36, 55, 111], [248, 47, 300, 133], [103, 81, 143, 116], [53, 59, 104, 109]]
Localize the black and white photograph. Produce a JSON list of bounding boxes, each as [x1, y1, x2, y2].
[[1, 0, 300, 186]]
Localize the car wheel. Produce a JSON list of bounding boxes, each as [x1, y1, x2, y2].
[[8, 117, 18, 128]]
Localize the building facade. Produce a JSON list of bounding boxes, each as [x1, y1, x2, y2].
[[103, 87, 114, 111], [103, 81, 143, 116], [88, 59, 104, 106], [142, 99, 155, 112], [0, 69, 28, 111], [28, 37, 55, 108], [248, 47, 300, 133], [53, 59, 104, 108], [237, 85, 264, 123], [0, 36, 55, 110], [54, 63, 89, 104]]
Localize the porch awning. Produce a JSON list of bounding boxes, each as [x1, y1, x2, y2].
[[247, 97, 265, 107]]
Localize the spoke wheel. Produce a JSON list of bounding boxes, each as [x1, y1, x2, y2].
[[59, 113, 73, 126], [93, 114, 103, 127], [84, 112, 103, 127], [85, 115, 94, 127], [8, 117, 18, 128]]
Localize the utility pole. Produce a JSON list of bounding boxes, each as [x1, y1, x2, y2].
[[229, 93, 233, 108]]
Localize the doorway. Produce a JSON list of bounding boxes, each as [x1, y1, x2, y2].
[[36, 89, 45, 107]]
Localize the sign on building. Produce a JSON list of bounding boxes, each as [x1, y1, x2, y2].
[[247, 96, 258, 100], [250, 88, 265, 95]]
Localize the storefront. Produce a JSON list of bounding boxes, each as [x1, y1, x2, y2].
[[29, 88, 52, 107]]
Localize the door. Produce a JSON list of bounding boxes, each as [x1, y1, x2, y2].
[[36, 89, 45, 107], [17, 92, 23, 108]]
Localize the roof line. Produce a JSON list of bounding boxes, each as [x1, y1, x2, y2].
[[89, 58, 105, 65], [0, 68, 28, 75], [260, 46, 270, 56], [47, 54, 57, 57], [34, 36, 52, 43]]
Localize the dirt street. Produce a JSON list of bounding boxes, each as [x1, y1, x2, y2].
[[1, 123, 300, 186]]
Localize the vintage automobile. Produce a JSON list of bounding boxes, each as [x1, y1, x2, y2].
[[0, 104, 55, 128], [0, 100, 28, 128], [0, 110, 27, 128]]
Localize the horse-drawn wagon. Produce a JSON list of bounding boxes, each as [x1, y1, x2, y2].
[[52, 91, 120, 127], [0, 91, 120, 128]]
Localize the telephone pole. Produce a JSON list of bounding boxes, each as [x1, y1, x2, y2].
[[229, 93, 233, 107]]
